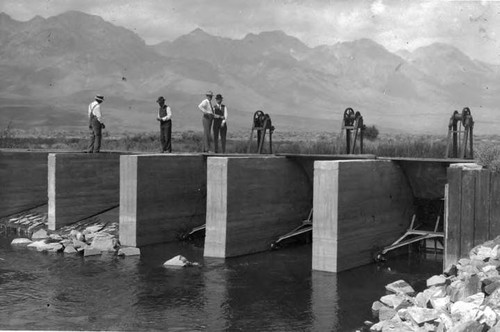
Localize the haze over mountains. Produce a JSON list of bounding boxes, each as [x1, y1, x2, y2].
[[0, 10, 499, 135]]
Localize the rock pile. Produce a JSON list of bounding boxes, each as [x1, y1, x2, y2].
[[11, 221, 140, 258], [369, 236, 500, 331], [1, 206, 48, 237]]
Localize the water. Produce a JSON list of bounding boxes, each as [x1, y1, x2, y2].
[[0, 236, 442, 331]]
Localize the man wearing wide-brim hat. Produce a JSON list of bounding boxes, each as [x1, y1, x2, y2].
[[156, 96, 172, 153], [198, 90, 215, 152], [87, 95, 105, 153]]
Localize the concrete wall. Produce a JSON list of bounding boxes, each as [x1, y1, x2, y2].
[[0, 150, 50, 218], [312, 160, 414, 273], [386, 157, 471, 200], [48, 153, 121, 230], [120, 154, 206, 247], [204, 156, 312, 258]]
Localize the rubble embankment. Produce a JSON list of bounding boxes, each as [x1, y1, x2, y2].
[[5, 207, 139, 257], [367, 236, 500, 331]]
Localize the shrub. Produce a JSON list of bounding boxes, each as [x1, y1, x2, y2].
[[476, 143, 500, 172], [364, 125, 379, 141]]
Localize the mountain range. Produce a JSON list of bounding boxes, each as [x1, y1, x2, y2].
[[0, 10, 499, 136]]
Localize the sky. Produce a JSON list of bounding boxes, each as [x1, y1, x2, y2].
[[1, 0, 500, 64]]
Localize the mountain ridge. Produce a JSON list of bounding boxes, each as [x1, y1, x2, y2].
[[0, 10, 498, 135]]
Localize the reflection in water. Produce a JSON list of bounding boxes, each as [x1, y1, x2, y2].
[[312, 271, 338, 331], [202, 258, 229, 331], [0, 236, 442, 331], [221, 247, 314, 331]]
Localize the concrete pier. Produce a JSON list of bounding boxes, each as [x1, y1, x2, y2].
[[119, 154, 206, 247], [312, 160, 414, 272], [48, 153, 121, 230], [0, 150, 52, 218], [204, 156, 312, 257]]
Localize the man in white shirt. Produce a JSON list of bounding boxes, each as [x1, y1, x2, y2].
[[198, 90, 214, 152], [213, 94, 228, 153], [87, 95, 105, 153], [156, 96, 172, 153]]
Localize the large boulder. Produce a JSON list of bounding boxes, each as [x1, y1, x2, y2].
[[450, 301, 481, 322], [430, 296, 450, 311], [478, 306, 497, 327], [117, 247, 140, 257], [427, 275, 447, 287], [385, 280, 415, 295], [27, 240, 49, 250], [406, 307, 439, 325], [83, 248, 101, 257], [31, 229, 48, 240], [32, 242, 63, 253], [163, 255, 192, 267], [48, 233, 63, 242], [11, 238, 32, 245], [63, 245, 78, 254], [378, 306, 397, 321], [90, 233, 117, 252], [84, 224, 104, 234], [380, 294, 405, 309], [72, 239, 89, 249], [448, 320, 484, 332], [485, 281, 500, 295], [371, 301, 385, 318], [486, 287, 500, 308]]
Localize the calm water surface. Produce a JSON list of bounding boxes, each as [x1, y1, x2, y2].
[[0, 236, 442, 331]]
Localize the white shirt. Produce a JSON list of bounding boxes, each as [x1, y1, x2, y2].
[[88, 101, 102, 123], [157, 105, 172, 121], [198, 98, 213, 114]]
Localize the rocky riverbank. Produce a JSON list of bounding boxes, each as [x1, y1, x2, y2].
[[4, 207, 139, 257], [367, 236, 500, 331]]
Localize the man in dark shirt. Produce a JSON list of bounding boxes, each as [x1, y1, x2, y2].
[[213, 94, 228, 153], [156, 96, 172, 153]]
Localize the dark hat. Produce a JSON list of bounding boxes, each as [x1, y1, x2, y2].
[[157, 96, 165, 103], [95, 95, 104, 102], [206, 90, 214, 96], [215, 94, 223, 100]]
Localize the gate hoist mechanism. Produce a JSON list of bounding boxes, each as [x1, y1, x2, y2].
[[271, 208, 313, 250], [338, 108, 365, 154], [445, 107, 474, 159], [247, 110, 275, 154], [376, 199, 444, 262]]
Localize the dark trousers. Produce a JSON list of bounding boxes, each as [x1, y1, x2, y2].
[[202, 114, 213, 152], [213, 119, 227, 153], [88, 118, 102, 153], [160, 120, 172, 152]]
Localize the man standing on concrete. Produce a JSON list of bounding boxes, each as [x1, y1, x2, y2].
[[87, 95, 105, 153], [213, 94, 228, 153], [198, 90, 214, 152], [156, 96, 172, 153]]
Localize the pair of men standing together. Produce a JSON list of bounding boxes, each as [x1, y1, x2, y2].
[[198, 91, 228, 153], [156, 91, 228, 153]]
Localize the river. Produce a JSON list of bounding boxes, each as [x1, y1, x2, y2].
[[0, 235, 442, 331]]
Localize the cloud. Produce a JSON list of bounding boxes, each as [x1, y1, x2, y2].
[[1, 0, 500, 63], [371, 0, 386, 15]]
